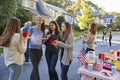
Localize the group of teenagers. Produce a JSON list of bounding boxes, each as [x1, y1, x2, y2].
[[0, 15, 97, 80]]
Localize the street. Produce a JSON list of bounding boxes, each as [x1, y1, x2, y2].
[[0, 34, 120, 80]]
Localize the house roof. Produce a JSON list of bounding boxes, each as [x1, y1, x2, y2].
[[23, 7, 39, 15], [44, 2, 69, 15], [103, 14, 114, 18], [23, 0, 70, 17], [36, 0, 52, 17]]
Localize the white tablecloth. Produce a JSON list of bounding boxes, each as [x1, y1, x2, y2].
[[78, 66, 120, 80]]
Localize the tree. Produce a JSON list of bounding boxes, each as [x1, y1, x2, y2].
[[43, 0, 75, 14], [16, 7, 32, 27], [43, 0, 64, 7], [88, 1, 100, 11], [16, 0, 22, 6], [109, 12, 120, 16], [77, 0, 94, 29], [0, 0, 17, 34], [56, 16, 65, 29], [114, 16, 120, 29], [97, 24, 106, 31], [62, 0, 75, 14]]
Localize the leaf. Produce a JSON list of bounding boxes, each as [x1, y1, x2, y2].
[[77, 0, 94, 30]]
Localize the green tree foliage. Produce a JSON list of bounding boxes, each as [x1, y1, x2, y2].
[[88, 1, 100, 11], [0, 0, 32, 34], [62, 0, 75, 14], [43, 0, 64, 7], [0, 0, 17, 34], [56, 16, 65, 29], [71, 0, 82, 14], [16, 0, 22, 6], [109, 12, 120, 16], [77, 0, 94, 29], [114, 16, 120, 29], [43, 0, 75, 14], [108, 24, 115, 29], [97, 24, 105, 31], [16, 7, 32, 27]]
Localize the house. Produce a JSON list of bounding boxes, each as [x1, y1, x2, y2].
[[72, 11, 81, 25], [22, 0, 52, 23], [94, 14, 104, 24], [44, 3, 74, 24], [95, 14, 114, 27], [102, 14, 114, 27], [22, 0, 74, 24]]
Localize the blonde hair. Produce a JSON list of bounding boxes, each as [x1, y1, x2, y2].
[[36, 15, 45, 32]]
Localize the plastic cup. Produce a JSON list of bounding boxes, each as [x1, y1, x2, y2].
[[88, 64, 93, 72], [111, 66, 116, 74], [22, 32, 28, 38], [49, 39, 54, 45], [117, 51, 120, 57], [98, 53, 105, 61]]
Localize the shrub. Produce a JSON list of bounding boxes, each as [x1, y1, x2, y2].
[[56, 16, 65, 29], [74, 25, 83, 32], [0, 48, 3, 53], [97, 24, 106, 31]]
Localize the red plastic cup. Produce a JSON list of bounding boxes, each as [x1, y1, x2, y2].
[[22, 32, 28, 38], [49, 39, 54, 45], [99, 53, 105, 61], [117, 51, 120, 57]]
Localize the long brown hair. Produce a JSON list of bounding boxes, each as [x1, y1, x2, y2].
[[89, 23, 97, 35], [0, 17, 21, 47], [60, 22, 73, 42]]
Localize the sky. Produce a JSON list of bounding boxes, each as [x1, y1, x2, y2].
[[90, 0, 120, 12], [72, 0, 120, 12]]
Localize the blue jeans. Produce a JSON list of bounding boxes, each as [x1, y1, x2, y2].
[[61, 63, 71, 80], [45, 50, 58, 80], [8, 64, 22, 80], [30, 49, 42, 80], [25, 41, 29, 62]]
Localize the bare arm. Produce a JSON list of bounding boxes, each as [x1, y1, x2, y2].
[[85, 35, 95, 44]]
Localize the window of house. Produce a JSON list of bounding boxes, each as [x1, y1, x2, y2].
[[110, 19, 113, 23]]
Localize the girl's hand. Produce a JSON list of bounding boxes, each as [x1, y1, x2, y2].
[[53, 40, 58, 48], [80, 36, 82, 39], [47, 34, 51, 39], [23, 36, 29, 41]]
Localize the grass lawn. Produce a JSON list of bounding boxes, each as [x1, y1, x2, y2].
[[73, 31, 82, 40], [0, 48, 3, 55]]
